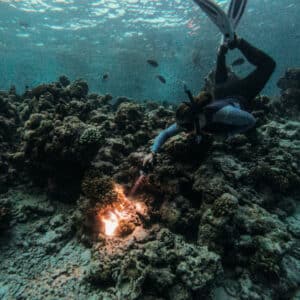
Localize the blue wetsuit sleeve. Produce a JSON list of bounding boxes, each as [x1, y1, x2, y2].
[[151, 123, 181, 153]]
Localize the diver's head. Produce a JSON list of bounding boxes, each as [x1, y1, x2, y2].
[[194, 91, 213, 107], [176, 103, 194, 131], [176, 91, 212, 131]]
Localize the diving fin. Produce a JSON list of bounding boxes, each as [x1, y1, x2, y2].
[[227, 0, 248, 29], [193, 0, 234, 42]]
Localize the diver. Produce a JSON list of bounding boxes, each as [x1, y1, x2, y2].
[[143, 36, 275, 166], [142, 0, 276, 167], [143, 0, 276, 167]]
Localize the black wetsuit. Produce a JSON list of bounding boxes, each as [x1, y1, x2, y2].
[[214, 38, 276, 104], [150, 39, 276, 152]]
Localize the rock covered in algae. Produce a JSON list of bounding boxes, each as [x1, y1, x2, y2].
[[115, 102, 144, 132], [211, 193, 238, 218], [276, 68, 300, 117], [0, 69, 299, 299], [0, 90, 20, 193], [19, 111, 103, 200], [0, 93, 19, 143], [67, 79, 89, 98], [81, 172, 116, 206], [277, 68, 300, 90], [58, 75, 70, 87], [0, 204, 10, 231], [87, 228, 222, 299]]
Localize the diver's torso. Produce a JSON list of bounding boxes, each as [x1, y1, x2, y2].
[[198, 97, 241, 133]]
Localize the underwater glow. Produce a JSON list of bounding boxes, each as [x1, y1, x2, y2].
[[101, 211, 119, 236], [98, 184, 145, 237]]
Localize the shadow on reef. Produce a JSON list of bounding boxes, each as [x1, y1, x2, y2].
[[0, 69, 299, 299]]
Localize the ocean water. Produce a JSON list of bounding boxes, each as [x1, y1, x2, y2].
[[0, 0, 299, 102]]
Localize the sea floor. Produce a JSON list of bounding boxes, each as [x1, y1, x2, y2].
[[1, 70, 300, 299], [0, 188, 98, 299], [1, 187, 300, 299]]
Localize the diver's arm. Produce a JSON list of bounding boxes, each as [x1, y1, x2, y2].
[[151, 123, 181, 153], [215, 44, 229, 85]]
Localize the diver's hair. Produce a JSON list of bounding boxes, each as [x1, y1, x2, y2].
[[176, 91, 212, 124], [176, 103, 193, 124], [193, 91, 213, 108]]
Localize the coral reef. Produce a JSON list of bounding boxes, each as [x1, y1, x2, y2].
[[0, 70, 299, 299], [86, 227, 222, 299], [0, 89, 20, 193], [0, 205, 10, 231], [276, 68, 300, 117]]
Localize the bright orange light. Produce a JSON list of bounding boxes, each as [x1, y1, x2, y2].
[[102, 211, 119, 236], [99, 185, 130, 236], [98, 184, 147, 237], [135, 201, 146, 214]]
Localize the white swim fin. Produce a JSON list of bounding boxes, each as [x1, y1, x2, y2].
[[193, 0, 234, 42], [227, 0, 248, 29]]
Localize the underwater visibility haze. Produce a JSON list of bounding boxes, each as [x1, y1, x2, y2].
[[0, 0, 299, 101], [0, 0, 300, 299]]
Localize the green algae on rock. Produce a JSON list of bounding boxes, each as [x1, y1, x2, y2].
[[0, 70, 299, 299]]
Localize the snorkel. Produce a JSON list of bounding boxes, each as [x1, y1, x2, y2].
[[183, 84, 202, 143], [131, 84, 202, 196]]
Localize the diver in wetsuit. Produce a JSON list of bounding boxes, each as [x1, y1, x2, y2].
[[143, 36, 276, 166]]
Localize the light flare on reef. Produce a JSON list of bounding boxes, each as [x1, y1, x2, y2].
[[134, 201, 147, 214], [98, 184, 146, 237], [101, 211, 119, 236]]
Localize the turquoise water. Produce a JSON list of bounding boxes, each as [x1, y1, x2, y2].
[[0, 0, 299, 101]]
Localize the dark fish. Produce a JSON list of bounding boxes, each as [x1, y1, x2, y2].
[[231, 57, 245, 66], [19, 21, 30, 28], [102, 73, 109, 80], [156, 75, 166, 84], [147, 59, 159, 67]]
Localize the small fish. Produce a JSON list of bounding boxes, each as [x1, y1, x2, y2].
[[156, 75, 166, 84], [147, 59, 159, 67], [102, 73, 109, 80], [19, 21, 30, 28], [231, 57, 245, 66]]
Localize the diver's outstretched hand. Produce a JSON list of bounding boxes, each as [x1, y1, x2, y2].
[[143, 152, 155, 168]]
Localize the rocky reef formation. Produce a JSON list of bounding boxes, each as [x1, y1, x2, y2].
[[277, 68, 300, 117], [86, 227, 222, 299], [0, 70, 299, 299], [0, 88, 20, 192]]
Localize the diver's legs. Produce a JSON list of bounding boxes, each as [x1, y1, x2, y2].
[[215, 45, 228, 85], [235, 38, 276, 100], [214, 38, 276, 103], [212, 105, 256, 135], [238, 38, 274, 67], [194, 0, 234, 43], [227, 0, 248, 30]]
